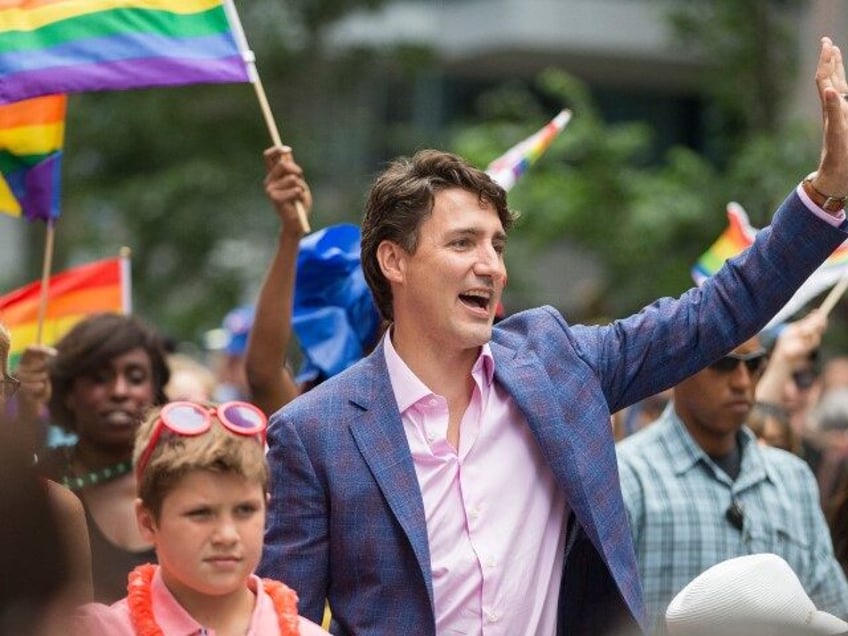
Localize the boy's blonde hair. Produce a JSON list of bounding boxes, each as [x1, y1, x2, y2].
[[133, 403, 269, 518]]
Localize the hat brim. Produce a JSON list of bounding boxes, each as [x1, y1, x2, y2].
[[810, 610, 848, 634]]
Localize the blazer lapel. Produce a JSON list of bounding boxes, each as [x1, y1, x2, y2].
[[489, 340, 592, 518], [347, 346, 434, 607], [490, 340, 641, 617]]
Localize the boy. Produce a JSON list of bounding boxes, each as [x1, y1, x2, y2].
[[73, 400, 328, 635]]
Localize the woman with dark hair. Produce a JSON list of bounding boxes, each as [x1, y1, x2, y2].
[[36, 312, 170, 604]]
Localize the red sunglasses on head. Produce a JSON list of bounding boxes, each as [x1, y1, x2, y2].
[[136, 401, 267, 479]]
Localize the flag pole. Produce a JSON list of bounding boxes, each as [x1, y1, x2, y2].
[[223, 0, 310, 234], [819, 272, 848, 316], [119, 245, 132, 314], [251, 76, 310, 233], [34, 221, 56, 344]]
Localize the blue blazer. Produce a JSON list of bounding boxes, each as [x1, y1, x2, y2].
[[259, 192, 847, 635]]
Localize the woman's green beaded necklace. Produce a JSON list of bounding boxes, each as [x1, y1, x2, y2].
[[61, 459, 133, 491]]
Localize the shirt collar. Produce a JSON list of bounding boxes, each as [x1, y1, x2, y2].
[[662, 405, 766, 480], [382, 330, 495, 414], [151, 566, 264, 635]]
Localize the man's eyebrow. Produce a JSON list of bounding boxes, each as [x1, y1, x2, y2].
[[447, 228, 507, 242]]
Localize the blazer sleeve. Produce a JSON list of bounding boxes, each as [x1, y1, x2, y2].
[[258, 411, 329, 624], [569, 191, 848, 413]]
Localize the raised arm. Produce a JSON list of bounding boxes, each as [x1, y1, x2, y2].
[[811, 36, 848, 209], [14, 344, 56, 454], [245, 146, 312, 415], [755, 310, 826, 406]]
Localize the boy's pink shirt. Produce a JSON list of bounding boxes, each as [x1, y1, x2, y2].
[[72, 565, 329, 635]]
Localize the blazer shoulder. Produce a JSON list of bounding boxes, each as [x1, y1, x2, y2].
[[275, 351, 383, 422]]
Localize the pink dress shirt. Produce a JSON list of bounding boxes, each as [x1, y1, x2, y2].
[[384, 334, 568, 635], [72, 566, 329, 635], [797, 182, 847, 226]]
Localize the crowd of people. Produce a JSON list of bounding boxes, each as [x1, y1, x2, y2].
[[2, 35, 848, 636]]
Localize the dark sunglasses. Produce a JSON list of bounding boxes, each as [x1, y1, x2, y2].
[[708, 350, 768, 376], [791, 369, 817, 390]]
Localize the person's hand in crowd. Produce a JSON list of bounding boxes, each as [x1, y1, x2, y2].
[[756, 310, 826, 405], [16, 344, 56, 409], [246, 147, 312, 415], [773, 309, 827, 368], [14, 344, 57, 454], [263, 145, 312, 238]]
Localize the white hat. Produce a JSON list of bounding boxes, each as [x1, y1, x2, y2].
[[666, 553, 848, 635]]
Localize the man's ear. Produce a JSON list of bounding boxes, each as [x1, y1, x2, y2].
[[376, 239, 406, 284], [135, 498, 157, 544]]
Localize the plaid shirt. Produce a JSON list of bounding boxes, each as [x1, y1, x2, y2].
[[617, 406, 848, 633]]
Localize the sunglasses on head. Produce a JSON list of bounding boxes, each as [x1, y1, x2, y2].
[[136, 401, 267, 479], [708, 350, 768, 376]]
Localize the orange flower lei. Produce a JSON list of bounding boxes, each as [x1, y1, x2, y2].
[[127, 563, 301, 635]]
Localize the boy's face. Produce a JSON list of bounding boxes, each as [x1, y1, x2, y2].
[[137, 470, 266, 603]]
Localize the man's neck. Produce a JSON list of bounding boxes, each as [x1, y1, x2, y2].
[[679, 419, 740, 458], [389, 326, 481, 401]]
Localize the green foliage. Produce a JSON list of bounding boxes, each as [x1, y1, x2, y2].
[[3, 0, 831, 350], [450, 0, 821, 322]]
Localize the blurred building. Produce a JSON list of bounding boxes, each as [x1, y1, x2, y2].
[[324, 0, 847, 316]]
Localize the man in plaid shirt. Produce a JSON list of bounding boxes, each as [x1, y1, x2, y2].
[[617, 334, 848, 633]]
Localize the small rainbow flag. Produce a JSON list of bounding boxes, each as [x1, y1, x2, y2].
[[0, 93, 66, 221], [691, 202, 758, 284], [0, 254, 130, 367], [486, 109, 572, 191], [0, 0, 254, 105], [693, 201, 848, 326]]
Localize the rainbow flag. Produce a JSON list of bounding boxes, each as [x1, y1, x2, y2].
[[692, 201, 848, 326], [0, 94, 66, 221], [486, 109, 572, 191], [0, 254, 130, 367], [0, 0, 254, 105]]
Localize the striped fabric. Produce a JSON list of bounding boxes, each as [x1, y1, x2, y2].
[[485, 109, 571, 191], [0, 255, 130, 367], [0, 93, 66, 221], [0, 0, 252, 104]]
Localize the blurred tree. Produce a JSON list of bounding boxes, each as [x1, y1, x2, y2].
[[3, 0, 832, 352], [8, 0, 391, 346], [451, 0, 820, 323]]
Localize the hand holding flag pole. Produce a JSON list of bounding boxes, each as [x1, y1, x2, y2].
[[222, 1, 310, 234], [818, 271, 848, 316]]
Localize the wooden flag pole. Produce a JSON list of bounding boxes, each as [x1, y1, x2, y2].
[[222, 0, 310, 234], [34, 220, 56, 344], [819, 272, 848, 317], [251, 75, 310, 233]]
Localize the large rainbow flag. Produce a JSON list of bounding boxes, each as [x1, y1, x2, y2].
[[0, 254, 130, 367], [693, 201, 848, 326], [0, 0, 254, 105], [0, 93, 65, 221], [486, 109, 572, 191]]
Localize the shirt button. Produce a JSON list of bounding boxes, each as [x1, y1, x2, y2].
[[485, 610, 500, 623], [426, 431, 435, 442], [486, 556, 497, 568], [469, 507, 479, 519]]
